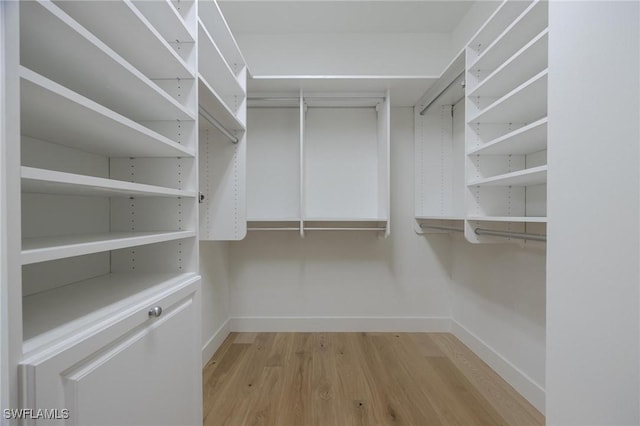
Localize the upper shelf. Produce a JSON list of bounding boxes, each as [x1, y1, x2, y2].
[[53, 0, 194, 79], [131, 0, 194, 43], [469, 0, 548, 73], [198, 78, 246, 133], [198, 19, 245, 108], [467, 0, 532, 58], [249, 75, 437, 107], [20, 0, 195, 122], [21, 167, 196, 198], [21, 67, 194, 158], [468, 118, 547, 156], [198, 0, 246, 74], [468, 70, 547, 124]]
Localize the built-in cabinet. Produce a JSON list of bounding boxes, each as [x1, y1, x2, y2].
[[415, 0, 548, 244], [1, 0, 246, 422], [247, 89, 391, 237]]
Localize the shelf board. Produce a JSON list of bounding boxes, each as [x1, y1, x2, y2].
[[23, 272, 200, 354], [468, 118, 547, 156], [20, 0, 195, 122], [467, 216, 547, 223], [469, 0, 548, 73], [304, 217, 388, 222], [469, 70, 547, 124], [198, 19, 245, 107], [198, 77, 245, 133], [247, 217, 301, 222], [21, 167, 195, 198], [468, 165, 547, 187], [22, 230, 196, 265], [467, 1, 533, 57], [198, 0, 246, 73], [249, 75, 438, 107], [470, 29, 548, 99], [415, 216, 465, 221], [131, 0, 194, 43], [53, 0, 193, 79], [21, 68, 194, 158]]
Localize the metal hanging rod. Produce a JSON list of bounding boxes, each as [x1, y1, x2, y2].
[[474, 228, 547, 242], [419, 71, 465, 116], [421, 225, 464, 233], [198, 108, 239, 144]]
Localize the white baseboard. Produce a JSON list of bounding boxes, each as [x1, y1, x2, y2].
[[451, 320, 545, 414], [229, 316, 452, 332], [201, 318, 231, 368]]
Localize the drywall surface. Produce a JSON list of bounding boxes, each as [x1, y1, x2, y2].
[[200, 242, 231, 364], [227, 107, 453, 330], [233, 33, 451, 76], [449, 240, 546, 412], [546, 1, 640, 424]]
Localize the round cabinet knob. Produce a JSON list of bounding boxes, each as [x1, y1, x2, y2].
[[148, 306, 163, 317]]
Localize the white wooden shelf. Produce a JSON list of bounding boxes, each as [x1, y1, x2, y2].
[[22, 272, 200, 353], [53, 0, 193, 79], [21, 68, 194, 158], [247, 217, 301, 222], [469, 70, 547, 124], [468, 118, 547, 156], [467, 216, 547, 223], [131, 0, 194, 43], [22, 231, 196, 265], [304, 217, 388, 222], [20, 0, 195, 122], [198, 0, 246, 75], [416, 216, 465, 221], [469, 29, 548, 98], [469, 0, 548, 73], [198, 77, 245, 132], [466, 1, 533, 58], [21, 167, 196, 198], [198, 19, 244, 109], [468, 165, 547, 187]]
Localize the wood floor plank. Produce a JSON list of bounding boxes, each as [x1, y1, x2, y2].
[[429, 333, 544, 426], [202, 332, 545, 426]]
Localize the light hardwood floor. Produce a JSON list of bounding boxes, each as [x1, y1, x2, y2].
[[202, 332, 544, 426]]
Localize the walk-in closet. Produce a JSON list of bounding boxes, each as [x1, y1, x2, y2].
[[1, 0, 639, 425]]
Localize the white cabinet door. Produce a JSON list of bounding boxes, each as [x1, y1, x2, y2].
[[20, 280, 202, 426]]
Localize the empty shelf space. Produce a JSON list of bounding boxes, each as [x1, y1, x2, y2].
[[199, 77, 245, 132], [22, 231, 196, 265], [416, 216, 465, 221], [21, 167, 196, 198], [53, 0, 193, 79], [468, 165, 547, 187], [467, 1, 533, 58], [198, 19, 244, 105], [469, 70, 547, 124], [467, 216, 547, 223], [198, 0, 245, 73], [470, 29, 548, 98], [469, 0, 548, 72], [21, 68, 194, 158], [131, 0, 194, 43], [468, 118, 548, 156], [20, 0, 195, 122], [23, 272, 200, 353]]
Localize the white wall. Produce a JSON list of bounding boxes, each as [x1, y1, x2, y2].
[[234, 33, 451, 76], [449, 241, 546, 412], [199, 242, 231, 365], [227, 107, 454, 330], [546, 2, 640, 425]]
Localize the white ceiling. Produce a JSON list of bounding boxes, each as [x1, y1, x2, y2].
[[218, 1, 475, 34]]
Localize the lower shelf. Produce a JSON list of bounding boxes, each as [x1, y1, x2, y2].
[[466, 216, 547, 223], [22, 230, 196, 265], [22, 272, 200, 354]]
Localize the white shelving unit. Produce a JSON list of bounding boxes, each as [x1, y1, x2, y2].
[[3, 0, 204, 420], [464, 0, 548, 243], [197, 0, 248, 241], [246, 87, 391, 237], [414, 52, 466, 235]]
